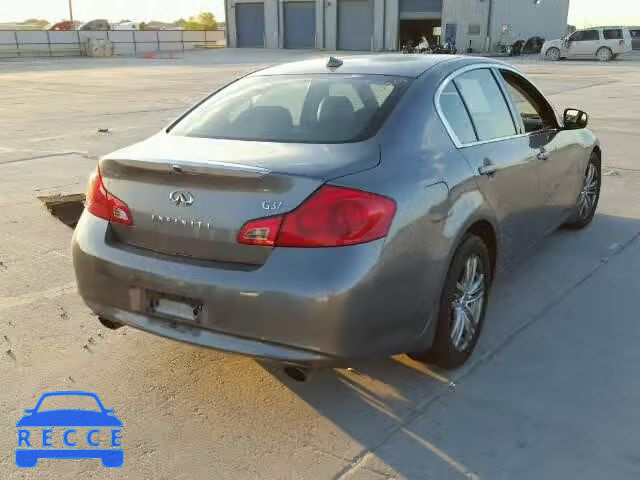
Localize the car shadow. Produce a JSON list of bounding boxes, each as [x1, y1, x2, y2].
[[257, 212, 640, 479]]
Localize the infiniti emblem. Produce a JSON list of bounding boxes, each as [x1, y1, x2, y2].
[[169, 190, 194, 207]]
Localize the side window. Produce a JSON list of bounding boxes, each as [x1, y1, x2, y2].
[[500, 71, 557, 133], [603, 29, 623, 40], [581, 30, 600, 41], [439, 82, 477, 144], [453, 69, 516, 141]]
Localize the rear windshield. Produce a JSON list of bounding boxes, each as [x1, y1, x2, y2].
[[169, 74, 411, 143]]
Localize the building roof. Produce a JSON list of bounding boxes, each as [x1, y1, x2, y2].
[[250, 54, 472, 78]]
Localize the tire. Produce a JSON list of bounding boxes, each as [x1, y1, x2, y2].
[[408, 235, 492, 369], [564, 152, 601, 229], [15, 451, 38, 468], [101, 450, 124, 468], [597, 47, 613, 62], [546, 47, 561, 61]]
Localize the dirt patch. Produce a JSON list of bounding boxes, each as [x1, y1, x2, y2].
[[38, 193, 85, 228]]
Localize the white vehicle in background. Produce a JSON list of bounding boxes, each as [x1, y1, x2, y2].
[[543, 27, 633, 61], [112, 21, 140, 31]]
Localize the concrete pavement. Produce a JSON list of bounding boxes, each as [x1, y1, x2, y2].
[[1, 49, 639, 479]]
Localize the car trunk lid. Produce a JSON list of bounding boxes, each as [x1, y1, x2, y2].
[[100, 134, 380, 265]]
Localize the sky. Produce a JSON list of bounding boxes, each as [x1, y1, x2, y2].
[[1, 0, 639, 26]]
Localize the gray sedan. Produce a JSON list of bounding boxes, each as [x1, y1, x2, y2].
[[72, 55, 600, 371]]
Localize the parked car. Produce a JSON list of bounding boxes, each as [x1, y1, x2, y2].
[[543, 26, 633, 61], [522, 36, 545, 54], [630, 28, 640, 50], [73, 55, 600, 374], [112, 21, 140, 31], [79, 19, 110, 31]]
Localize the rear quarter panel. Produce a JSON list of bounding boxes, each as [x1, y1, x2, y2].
[[331, 62, 503, 344]]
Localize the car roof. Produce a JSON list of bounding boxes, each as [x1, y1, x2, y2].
[[249, 54, 507, 79]]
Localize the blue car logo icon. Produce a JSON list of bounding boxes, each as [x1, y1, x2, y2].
[[16, 391, 123, 468]]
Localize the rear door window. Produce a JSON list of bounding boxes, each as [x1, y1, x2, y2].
[[453, 69, 516, 141], [603, 29, 623, 40], [439, 82, 477, 144]]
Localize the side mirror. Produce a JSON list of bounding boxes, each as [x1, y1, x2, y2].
[[563, 108, 588, 129]]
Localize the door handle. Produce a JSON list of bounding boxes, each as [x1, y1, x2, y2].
[[478, 160, 499, 176], [537, 150, 550, 161]]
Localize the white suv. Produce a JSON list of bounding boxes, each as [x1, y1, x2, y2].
[[543, 27, 633, 61]]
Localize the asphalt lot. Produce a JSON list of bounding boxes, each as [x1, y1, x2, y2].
[[1, 49, 640, 479]]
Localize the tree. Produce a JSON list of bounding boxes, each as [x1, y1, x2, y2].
[[184, 12, 217, 30]]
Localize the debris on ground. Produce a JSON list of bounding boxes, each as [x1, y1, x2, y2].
[[97, 127, 111, 133], [38, 193, 85, 228]]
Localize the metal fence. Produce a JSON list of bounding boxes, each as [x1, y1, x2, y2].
[[0, 30, 226, 58]]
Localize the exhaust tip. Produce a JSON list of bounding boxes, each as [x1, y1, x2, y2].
[[283, 366, 309, 382], [98, 317, 123, 330]]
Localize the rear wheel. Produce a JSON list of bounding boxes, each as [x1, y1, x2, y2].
[[408, 235, 491, 369], [564, 153, 601, 229], [597, 47, 613, 62], [546, 47, 561, 61]]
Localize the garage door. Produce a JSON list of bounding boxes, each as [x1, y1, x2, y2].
[[236, 3, 265, 47], [284, 2, 316, 49], [399, 0, 442, 18], [338, 0, 373, 51]]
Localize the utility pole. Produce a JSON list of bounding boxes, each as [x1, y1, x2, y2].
[[68, 0, 74, 23], [485, 0, 493, 52]]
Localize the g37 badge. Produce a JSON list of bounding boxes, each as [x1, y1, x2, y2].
[[262, 201, 282, 211]]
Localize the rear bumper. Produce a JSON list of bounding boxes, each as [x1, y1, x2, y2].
[[72, 213, 433, 363]]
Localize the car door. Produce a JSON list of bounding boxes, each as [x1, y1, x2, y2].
[[565, 29, 601, 57], [442, 67, 544, 260], [602, 28, 626, 54], [497, 68, 583, 231]]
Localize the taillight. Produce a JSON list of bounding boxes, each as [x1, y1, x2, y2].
[[238, 185, 396, 248], [238, 215, 282, 247], [86, 167, 133, 226]]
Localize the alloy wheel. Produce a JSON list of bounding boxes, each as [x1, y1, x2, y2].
[[577, 163, 599, 220], [597, 48, 612, 62], [450, 254, 485, 352], [547, 48, 560, 61]]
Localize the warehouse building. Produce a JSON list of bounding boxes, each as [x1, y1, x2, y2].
[[225, 0, 569, 52]]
